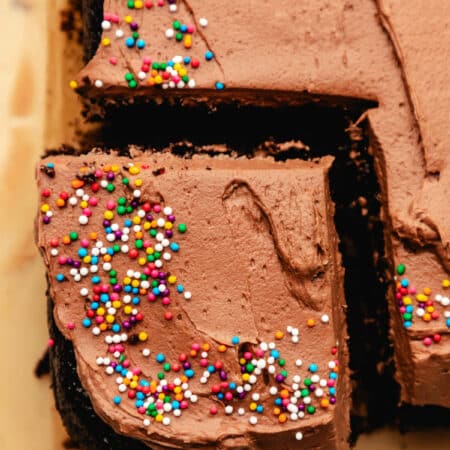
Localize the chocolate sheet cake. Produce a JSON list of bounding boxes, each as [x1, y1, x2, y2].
[[37, 151, 350, 449], [35, 0, 450, 448]]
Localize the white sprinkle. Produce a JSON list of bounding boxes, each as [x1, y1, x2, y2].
[[50, 248, 58, 256], [441, 297, 450, 306], [142, 348, 151, 357], [238, 408, 245, 416], [105, 366, 114, 375], [79, 215, 89, 225], [165, 28, 175, 39], [115, 29, 124, 38], [163, 206, 172, 215], [101, 20, 111, 30], [118, 384, 127, 393], [69, 196, 77, 206], [80, 287, 89, 296], [96, 357, 104, 365], [291, 335, 299, 344], [162, 417, 171, 426], [251, 393, 260, 402], [188, 79, 196, 88], [92, 327, 101, 336], [249, 416, 258, 425], [143, 419, 150, 426], [311, 374, 320, 383], [169, 4, 177, 12], [173, 409, 181, 417], [190, 395, 198, 403], [315, 388, 324, 397], [199, 17, 208, 27], [94, 79, 104, 88], [321, 314, 330, 324], [225, 405, 233, 415], [138, 71, 146, 81], [184, 291, 192, 300], [295, 431, 303, 441], [292, 375, 301, 383], [80, 267, 89, 276], [295, 359, 303, 367]]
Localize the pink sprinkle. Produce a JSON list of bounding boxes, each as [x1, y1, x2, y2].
[[162, 297, 171, 306], [95, 169, 103, 178], [89, 197, 98, 206], [187, 25, 195, 33], [67, 322, 75, 330], [111, 14, 120, 23], [148, 293, 156, 302], [423, 336, 433, 346], [143, 56, 151, 65], [48, 338, 55, 347], [58, 256, 67, 265], [81, 238, 90, 247], [138, 407, 146, 414], [82, 208, 92, 217], [106, 200, 116, 210], [210, 406, 218, 415], [225, 392, 233, 401], [104, 13, 111, 20], [192, 343, 200, 351], [157, 0, 165, 6], [109, 57, 118, 65], [200, 359, 208, 367], [153, 204, 161, 213], [132, 368, 141, 375], [180, 400, 189, 409], [409, 287, 417, 295]]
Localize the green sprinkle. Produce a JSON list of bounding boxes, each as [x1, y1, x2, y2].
[[397, 263, 406, 275], [69, 231, 78, 241], [178, 223, 187, 233]]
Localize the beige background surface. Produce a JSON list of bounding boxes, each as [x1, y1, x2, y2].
[[0, 1, 448, 449]]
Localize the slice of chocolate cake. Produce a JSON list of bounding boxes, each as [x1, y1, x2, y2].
[[36, 149, 350, 449]]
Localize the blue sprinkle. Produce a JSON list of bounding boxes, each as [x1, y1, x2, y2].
[[217, 392, 224, 400], [177, 284, 184, 293], [156, 353, 165, 363], [46, 162, 55, 168], [152, 287, 161, 296], [121, 369, 128, 377], [91, 302, 99, 310], [256, 405, 264, 413], [82, 318, 91, 328], [406, 305, 414, 313], [231, 336, 240, 345], [136, 392, 145, 400], [207, 365, 216, 373], [107, 248, 114, 255], [78, 248, 88, 258], [274, 398, 282, 406], [56, 273, 65, 282], [113, 396, 121, 405], [205, 50, 214, 60], [329, 387, 336, 396], [124, 285, 132, 293], [170, 242, 180, 252], [91, 256, 99, 264], [229, 382, 236, 390], [447, 318, 450, 327], [100, 293, 109, 303], [185, 369, 195, 378], [270, 349, 280, 359], [91, 276, 101, 284], [132, 297, 140, 305], [115, 365, 123, 373], [172, 400, 180, 409], [215, 81, 225, 90], [136, 39, 145, 49], [183, 56, 191, 64], [180, 24, 188, 33], [124, 219, 132, 227], [135, 400, 144, 408], [125, 37, 135, 48], [309, 363, 318, 373], [112, 324, 121, 333], [105, 227, 112, 234], [330, 372, 338, 380], [403, 320, 413, 328], [132, 287, 139, 294], [401, 279, 409, 288]]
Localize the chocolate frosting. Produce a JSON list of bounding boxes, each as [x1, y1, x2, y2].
[[36, 151, 350, 449]]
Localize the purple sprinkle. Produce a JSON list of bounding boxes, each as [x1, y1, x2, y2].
[[43, 216, 51, 224]]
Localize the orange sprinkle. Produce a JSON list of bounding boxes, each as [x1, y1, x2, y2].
[[273, 407, 281, 416], [190, 350, 197, 357], [62, 235, 71, 245], [423, 287, 432, 296], [278, 413, 287, 423], [56, 198, 65, 207], [202, 343, 210, 351], [307, 318, 315, 327], [71, 179, 84, 189], [275, 331, 284, 340], [89, 232, 98, 240], [218, 344, 227, 353], [320, 399, 330, 408]]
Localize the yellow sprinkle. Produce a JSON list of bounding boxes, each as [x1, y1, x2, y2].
[[442, 279, 450, 288], [402, 296, 412, 305], [139, 331, 148, 342], [104, 211, 114, 220], [168, 275, 177, 284], [184, 34, 192, 48], [135, 178, 142, 187], [143, 222, 151, 230], [132, 216, 141, 225], [131, 280, 140, 288], [124, 305, 133, 315], [416, 293, 428, 302], [106, 315, 115, 324], [249, 402, 257, 411], [96, 307, 105, 316], [80, 200, 88, 208], [130, 381, 138, 389], [41, 204, 50, 213], [134, 0, 143, 8], [102, 37, 111, 46], [154, 75, 163, 84], [164, 222, 173, 230], [146, 247, 154, 255], [138, 257, 146, 266], [155, 415, 163, 423], [112, 301, 121, 309], [124, 15, 133, 24], [83, 255, 91, 264], [69, 80, 78, 89], [242, 373, 250, 382], [111, 164, 119, 172], [123, 277, 131, 285], [129, 165, 140, 175]]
